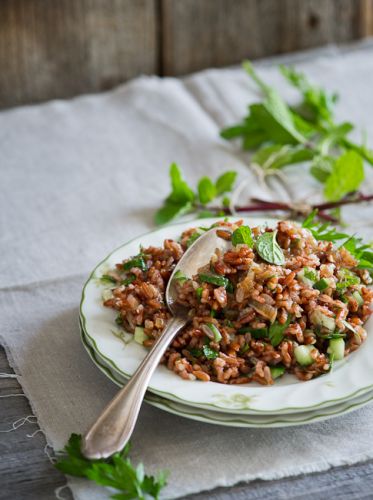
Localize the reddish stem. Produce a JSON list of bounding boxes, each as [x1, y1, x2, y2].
[[202, 192, 373, 223]]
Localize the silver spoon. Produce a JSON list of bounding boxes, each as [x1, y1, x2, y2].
[[82, 226, 232, 459]]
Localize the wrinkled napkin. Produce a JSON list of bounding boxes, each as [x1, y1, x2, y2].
[[1, 40, 373, 499]]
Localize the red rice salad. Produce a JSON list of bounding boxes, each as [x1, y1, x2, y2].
[[102, 219, 373, 385]]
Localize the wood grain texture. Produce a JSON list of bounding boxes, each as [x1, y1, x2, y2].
[[360, 0, 373, 36], [0, 0, 157, 108], [1, 343, 373, 500], [161, 0, 363, 76], [0, 346, 71, 500], [0, 0, 371, 107]]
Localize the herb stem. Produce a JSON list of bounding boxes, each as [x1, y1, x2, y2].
[[199, 191, 373, 222]]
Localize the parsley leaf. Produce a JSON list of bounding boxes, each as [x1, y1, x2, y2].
[[324, 151, 364, 201], [302, 210, 373, 274], [55, 434, 167, 500], [123, 256, 147, 272]]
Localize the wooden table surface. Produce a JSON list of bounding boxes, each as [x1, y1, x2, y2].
[[2, 345, 373, 499]]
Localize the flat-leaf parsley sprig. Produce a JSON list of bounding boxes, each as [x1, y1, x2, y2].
[[55, 434, 167, 500], [302, 210, 373, 275], [221, 61, 373, 203]]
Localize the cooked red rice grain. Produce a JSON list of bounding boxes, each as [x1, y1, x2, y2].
[[103, 220, 372, 385]]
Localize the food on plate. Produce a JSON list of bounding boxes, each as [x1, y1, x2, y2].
[[102, 219, 372, 385]]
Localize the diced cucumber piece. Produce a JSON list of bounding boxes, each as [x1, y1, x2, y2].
[[270, 365, 285, 379], [206, 323, 222, 342], [352, 291, 364, 306], [310, 309, 336, 332], [294, 345, 315, 366], [327, 338, 345, 361], [297, 267, 318, 287], [134, 327, 148, 345]]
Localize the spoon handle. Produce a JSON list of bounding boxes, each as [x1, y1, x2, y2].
[[82, 315, 187, 459]]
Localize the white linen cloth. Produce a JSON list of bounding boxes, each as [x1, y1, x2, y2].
[[1, 40, 373, 499]]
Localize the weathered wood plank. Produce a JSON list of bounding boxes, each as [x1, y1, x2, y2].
[[0, 0, 158, 108], [161, 0, 363, 76], [0, 346, 71, 500], [360, 0, 373, 36]]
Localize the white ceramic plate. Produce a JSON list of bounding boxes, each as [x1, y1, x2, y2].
[[80, 323, 373, 427], [80, 217, 373, 415]]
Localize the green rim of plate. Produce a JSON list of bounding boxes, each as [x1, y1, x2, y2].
[[80, 319, 373, 427], [79, 217, 373, 415]]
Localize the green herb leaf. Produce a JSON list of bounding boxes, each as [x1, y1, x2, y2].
[[336, 268, 360, 291], [243, 62, 306, 144], [343, 139, 373, 166], [238, 326, 268, 338], [269, 316, 292, 347], [318, 122, 353, 155], [324, 150, 364, 201], [280, 64, 338, 124], [231, 226, 253, 247], [196, 287, 203, 301], [310, 155, 334, 183], [186, 231, 201, 247], [100, 274, 117, 285], [173, 270, 188, 284], [121, 275, 136, 286], [199, 273, 234, 292], [240, 343, 250, 354], [155, 163, 195, 225], [189, 347, 203, 357], [304, 268, 318, 282], [256, 230, 285, 265], [154, 200, 192, 225], [55, 434, 167, 500], [167, 163, 195, 204], [202, 345, 219, 360], [215, 171, 237, 195], [123, 256, 147, 272], [198, 210, 218, 218], [302, 210, 349, 241], [198, 177, 216, 204], [314, 278, 329, 291], [252, 144, 315, 171], [302, 211, 373, 274]]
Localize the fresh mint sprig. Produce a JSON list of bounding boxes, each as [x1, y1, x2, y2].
[[155, 163, 237, 225], [221, 61, 373, 203], [55, 434, 167, 500]]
